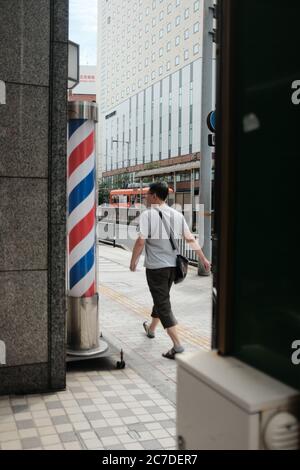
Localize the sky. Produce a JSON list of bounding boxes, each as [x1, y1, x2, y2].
[[69, 0, 98, 66]]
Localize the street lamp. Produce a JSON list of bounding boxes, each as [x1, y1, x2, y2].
[[68, 41, 80, 90]]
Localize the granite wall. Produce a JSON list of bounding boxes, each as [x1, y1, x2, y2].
[[0, 0, 68, 394]]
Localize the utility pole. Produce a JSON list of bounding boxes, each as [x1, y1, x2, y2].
[[198, 0, 215, 276]]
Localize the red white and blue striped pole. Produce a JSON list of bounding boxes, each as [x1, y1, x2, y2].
[[67, 118, 96, 297], [66, 102, 108, 356]]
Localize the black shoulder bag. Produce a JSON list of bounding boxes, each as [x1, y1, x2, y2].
[[157, 210, 189, 284]]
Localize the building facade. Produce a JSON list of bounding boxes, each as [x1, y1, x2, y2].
[[69, 65, 97, 102], [97, 0, 214, 200]]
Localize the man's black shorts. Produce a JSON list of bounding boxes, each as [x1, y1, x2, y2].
[[146, 267, 177, 329]]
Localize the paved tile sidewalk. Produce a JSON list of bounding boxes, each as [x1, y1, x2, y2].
[[0, 244, 211, 450], [98, 244, 212, 403], [0, 367, 176, 451]]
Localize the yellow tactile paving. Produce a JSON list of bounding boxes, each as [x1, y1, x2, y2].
[[99, 284, 211, 350]]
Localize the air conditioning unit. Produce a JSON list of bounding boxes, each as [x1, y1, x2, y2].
[[176, 351, 300, 450]]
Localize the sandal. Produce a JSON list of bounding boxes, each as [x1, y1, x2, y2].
[[162, 346, 184, 360], [143, 321, 155, 339], [162, 348, 177, 360]]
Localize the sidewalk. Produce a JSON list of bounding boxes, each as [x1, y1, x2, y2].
[[99, 244, 212, 404], [0, 244, 212, 451]]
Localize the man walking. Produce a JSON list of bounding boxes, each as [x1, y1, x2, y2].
[[130, 182, 210, 359]]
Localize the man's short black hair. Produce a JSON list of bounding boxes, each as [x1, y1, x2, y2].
[[149, 181, 169, 201]]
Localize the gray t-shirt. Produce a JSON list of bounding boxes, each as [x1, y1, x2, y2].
[[138, 204, 190, 269]]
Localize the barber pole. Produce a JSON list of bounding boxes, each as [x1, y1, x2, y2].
[[67, 118, 96, 298], [66, 102, 109, 357]]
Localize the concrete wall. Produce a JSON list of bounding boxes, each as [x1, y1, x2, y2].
[[0, 0, 68, 394]]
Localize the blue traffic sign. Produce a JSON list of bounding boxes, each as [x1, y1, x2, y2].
[[207, 110, 216, 133]]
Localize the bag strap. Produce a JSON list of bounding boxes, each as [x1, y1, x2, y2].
[[156, 209, 178, 252], [147, 210, 152, 239]]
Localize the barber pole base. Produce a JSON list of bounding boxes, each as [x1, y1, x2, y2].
[[66, 102, 122, 366], [67, 295, 108, 356]]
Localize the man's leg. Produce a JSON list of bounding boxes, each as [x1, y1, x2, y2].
[[144, 269, 161, 338], [146, 268, 184, 356], [149, 317, 160, 333], [163, 268, 184, 357], [166, 325, 182, 349]]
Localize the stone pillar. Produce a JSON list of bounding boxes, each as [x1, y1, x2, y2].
[[0, 0, 69, 394]]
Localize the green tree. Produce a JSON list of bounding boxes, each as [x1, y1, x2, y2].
[[98, 180, 109, 205]]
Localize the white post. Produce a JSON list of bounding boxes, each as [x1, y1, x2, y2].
[[0, 80, 6, 105], [0, 340, 6, 365], [199, 0, 214, 275]]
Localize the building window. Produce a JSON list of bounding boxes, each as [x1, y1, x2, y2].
[[159, 11, 164, 21], [151, 71, 156, 80], [159, 28, 164, 38], [184, 8, 189, 19], [189, 62, 194, 154], [145, 40, 149, 49], [145, 23, 150, 32], [159, 47, 163, 57], [175, 55, 180, 66], [175, 15, 181, 26], [152, 0, 156, 9], [194, 0, 200, 12], [152, 52, 156, 62], [152, 34, 156, 44], [167, 22, 171, 32], [193, 43, 200, 55], [152, 17, 156, 27], [184, 29, 189, 40], [168, 75, 172, 158], [176, 0, 180, 6], [166, 61, 171, 71], [167, 3, 172, 14], [175, 35, 180, 46], [193, 22, 200, 33], [145, 57, 149, 66], [167, 41, 171, 51], [159, 65, 163, 75], [145, 75, 149, 84], [184, 49, 189, 60]]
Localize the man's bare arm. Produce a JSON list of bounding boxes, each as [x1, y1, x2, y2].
[[130, 236, 145, 271], [184, 231, 211, 271]]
